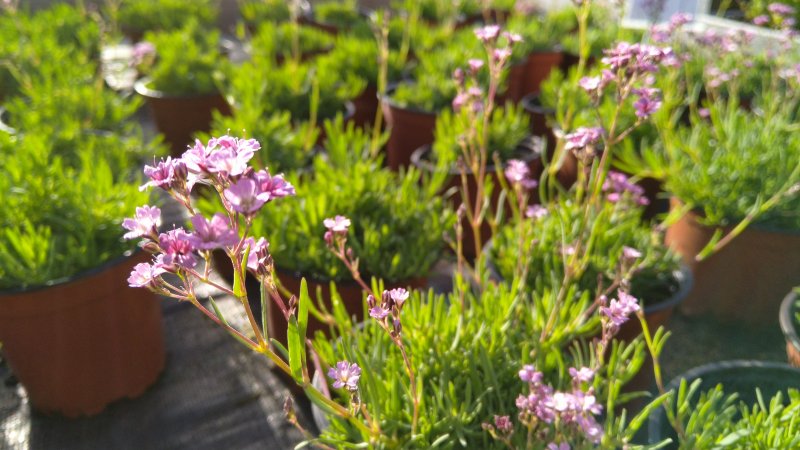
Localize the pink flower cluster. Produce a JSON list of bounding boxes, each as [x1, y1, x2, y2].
[[602, 171, 649, 205], [367, 288, 409, 337], [600, 291, 641, 330], [514, 364, 604, 444], [504, 159, 538, 189], [125, 136, 295, 291]]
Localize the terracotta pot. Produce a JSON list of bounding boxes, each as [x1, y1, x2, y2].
[[351, 85, 379, 128], [779, 290, 800, 367], [135, 79, 232, 156], [502, 61, 527, 103], [647, 360, 800, 446], [0, 251, 165, 417], [665, 198, 800, 324], [411, 140, 543, 259], [381, 92, 439, 171], [269, 268, 427, 346], [523, 51, 564, 96]]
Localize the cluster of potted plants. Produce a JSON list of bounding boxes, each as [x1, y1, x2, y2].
[[2, 0, 799, 447]]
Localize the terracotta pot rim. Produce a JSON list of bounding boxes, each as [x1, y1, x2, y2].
[[134, 78, 221, 100], [0, 249, 140, 296], [483, 239, 693, 315], [410, 138, 542, 176], [380, 82, 443, 117], [779, 291, 800, 354], [671, 196, 800, 236]]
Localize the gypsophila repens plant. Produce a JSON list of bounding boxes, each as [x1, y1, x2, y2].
[[110, 0, 218, 36], [238, 0, 308, 26], [248, 21, 333, 64], [142, 20, 223, 96], [243, 117, 451, 283]]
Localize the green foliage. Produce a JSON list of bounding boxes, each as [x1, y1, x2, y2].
[[249, 22, 333, 63], [490, 199, 682, 307], [0, 132, 150, 289], [665, 380, 800, 449], [115, 0, 218, 34], [143, 20, 223, 96], [507, 8, 577, 61], [663, 104, 800, 230], [246, 118, 451, 282], [431, 102, 531, 166], [0, 4, 99, 100], [313, 280, 650, 448], [313, 0, 367, 31], [239, 0, 295, 25], [389, 29, 482, 112], [318, 35, 407, 88], [224, 56, 363, 122]]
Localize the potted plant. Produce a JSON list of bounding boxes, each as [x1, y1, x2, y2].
[[120, 11, 704, 447], [223, 56, 362, 142], [207, 109, 318, 174], [301, 0, 369, 36], [381, 28, 482, 169], [0, 3, 100, 102], [412, 102, 534, 257], [489, 196, 689, 340], [244, 119, 451, 344], [135, 20, 231, 155], [109, 0, 218, 42], [648, 360, 800, 448], [316, 35, 407, 127], [0, 130, 165, 417], [247, 21, 334, 64], [779, 288, 800, 367], [661, 102, 800, 324], [238, 0, 310, 29]]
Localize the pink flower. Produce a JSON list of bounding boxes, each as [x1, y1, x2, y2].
[[158, 228, 197, 269], [769, 2, 795, 16], [633, 87, 662, 118], [387, 288, 409, 307], [474, 24, 500, 42], [468, 58, 484, 74], [140, 157, 187, 192], [494, 415, 513, 433], [504, 159, 537, 189], [547, 443, 570, 450], [622, 246, 642, 260], [324, 215, 351, 234], [569, 366, 595, 384], [503, 31, 523, 44], [132, 41, 155, 65], [579, 76, 602, 93], [128, 262, 166, 288], [519, 364, 543, 383], [525, 205, 549, 220], [244, 237, 270, 273], [600, 291, 640, 327], [252, 170, 296, 202], [492, 47, 512, 62], [224, 178, 266, 215], [188, 213, 239, 250], [327, 361, 361, 391], [369, 306, 389, 320], [122, 205, 161, 240], [753, 14, 770, 26], [564, 127, 603, 153]]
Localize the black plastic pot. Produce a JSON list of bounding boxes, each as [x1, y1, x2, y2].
[[647, 360, 800, 447]]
